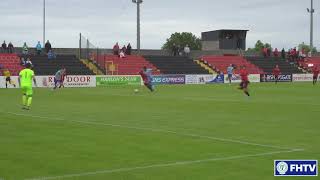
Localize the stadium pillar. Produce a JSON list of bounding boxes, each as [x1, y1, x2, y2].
[[132, 0, 143, 54], [43, 0, 46, 47], [307, 0, 315, 51], [79, 33, 81, 59], [86, 39, 89, 59]]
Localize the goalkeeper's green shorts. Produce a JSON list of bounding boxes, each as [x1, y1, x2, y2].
[[21, 86, 33, 96]]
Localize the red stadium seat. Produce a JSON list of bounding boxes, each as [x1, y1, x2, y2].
[[201, 55, 264, 74], [0, 54, 24, 76], [99, 55, 160, 75]]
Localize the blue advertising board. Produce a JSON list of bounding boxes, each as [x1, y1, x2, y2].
[[261, 74, 292, 82], [206, 74, 224, 84], [152, 75, 186, 85], [274, 160, 318, 176]]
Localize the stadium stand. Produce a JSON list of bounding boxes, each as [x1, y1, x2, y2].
[[0, 54, 23, 75], [28, 55, 94, 75], [246, 57, 303, 74], [200, 55, 264, 74], [97, 55, 160, 75], [298, 57, 320, 72], [143, 56, 209, 74]]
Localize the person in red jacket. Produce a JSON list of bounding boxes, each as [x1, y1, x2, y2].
[[238, 66, 250, 96], [273, 48, 279, 57], [272, 65, 281, 84], [263, 47, 268, 58], [113, 42, 120, 56], [312, 66, 319, 85]]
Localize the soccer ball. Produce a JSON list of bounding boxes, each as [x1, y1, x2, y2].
[[134, 89, 139, 93]]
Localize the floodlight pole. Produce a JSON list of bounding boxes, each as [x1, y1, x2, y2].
[[308, 0, 314, 50], [43, 0, 46, 46], [132, 0, 143, 54]]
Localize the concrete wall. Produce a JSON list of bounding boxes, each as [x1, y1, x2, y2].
[[14, 47, 79, 56], [314, 52, 320, 56], [10, 47, 240, 59], [201, 41, 219, 51]]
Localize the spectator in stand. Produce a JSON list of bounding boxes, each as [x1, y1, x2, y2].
[[26, 57, 32, 64], [25, 57, 33, 68], [308, 50, 312, 58], [288, 48, 294, 63], [1, 41, 7, 53], [287, 48, 291, 60], [262, 47, 267, 58], [22, 42, 29, 55], [113, 42, 120, 56], [299, 48, 306, 60], [8, 42, 14, 53], [36, 41, 42, 55], [302, 48, 306, 58], [297, 50, 301, 61], [126, 43, 132, 55], [121, 45, 127, 55], [273, 48, 279, 58], [267, 48, 271, 57], [48, 49, 56, 60], [178, 45, 184, 56], [184, 44, 190, 57], [281, 48, 286, 59], [45, 40, 52, 54], [119, 49, 126, 58], [172, 43, 178, 56], [293, 47, 297, 61], [20, 57, 26, 66], [298, 61, 304, 70]]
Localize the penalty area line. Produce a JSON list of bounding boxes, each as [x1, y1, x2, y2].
[[106, 93, 320, 106], [25, 149, 303, 180], [2, 110, 299, 151]]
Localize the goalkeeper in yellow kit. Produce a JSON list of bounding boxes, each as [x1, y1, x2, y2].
[[18, 63, 37, 110], [2, 68, 16, 88]]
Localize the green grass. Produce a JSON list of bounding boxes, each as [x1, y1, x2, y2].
[[0, 83, 319, 180]]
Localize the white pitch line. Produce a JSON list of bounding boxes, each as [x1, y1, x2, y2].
[[105, 93, 320, 106], [25, 149, 303, 180], [3, 111, 296, 150]]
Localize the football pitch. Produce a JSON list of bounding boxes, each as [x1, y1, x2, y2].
[[0, 83, 319, 180]]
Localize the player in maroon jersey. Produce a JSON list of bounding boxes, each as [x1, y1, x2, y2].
[[272, 65, 281, 84], [238, 66, 250, 96], [312, 66, 319, 85], [139, 66, 154, 92], [59, 68, 67, 88]]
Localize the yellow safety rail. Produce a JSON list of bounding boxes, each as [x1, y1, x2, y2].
[[194, 60, 216, 74], [80, 59, 104, 75]]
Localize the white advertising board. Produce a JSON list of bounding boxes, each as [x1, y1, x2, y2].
[[223, 74, 260, 83], [0, 75, 96, 88]]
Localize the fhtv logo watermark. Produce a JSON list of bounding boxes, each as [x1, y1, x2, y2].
[[274, 160, 318, 176]]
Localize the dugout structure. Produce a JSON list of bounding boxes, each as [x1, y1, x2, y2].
[[201, 29, 248, 51]]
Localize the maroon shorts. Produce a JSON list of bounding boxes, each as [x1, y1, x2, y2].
[[313, 76, 318, 80], [144, 81, 151, 86], [240, 81, 249, 89]]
